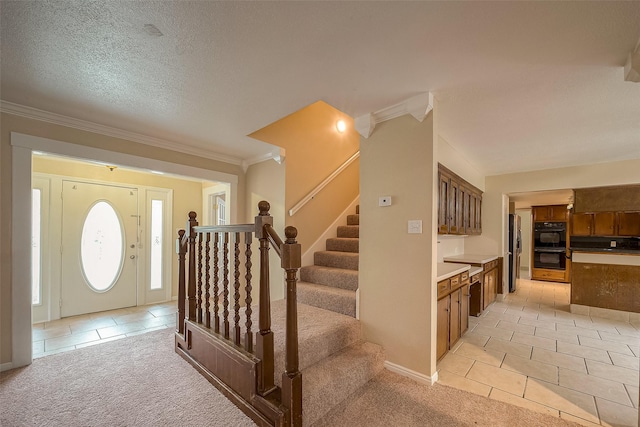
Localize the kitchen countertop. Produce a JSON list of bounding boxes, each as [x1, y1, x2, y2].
[[443, 254, 499, 265], [437, 262, 470, 282], [469, 266, 483, 276]]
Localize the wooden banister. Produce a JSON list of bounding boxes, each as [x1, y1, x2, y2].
[[175, 200, 302, 426]]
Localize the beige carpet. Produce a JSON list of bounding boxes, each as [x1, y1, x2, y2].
[[1, 328, 579, 427], [0, 329, 255, 427], [317, 370, 580, 427]]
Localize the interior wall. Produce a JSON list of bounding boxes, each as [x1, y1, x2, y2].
[[0, 112, 246, 367], [359, 113, 436, 378], [249, 101, 360, 254], [437, 136, 485, 191], [32, 156, 204, 301], [245, 159, 286, 301]]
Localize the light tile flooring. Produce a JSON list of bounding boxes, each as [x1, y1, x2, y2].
[[438, 278, 640, 427], [32, 301, 177, 358]]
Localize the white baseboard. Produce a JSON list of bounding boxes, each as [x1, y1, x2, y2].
[[301, 196, 359, 267], [0, 361, 14, 372], [383, 361, 437, 385]]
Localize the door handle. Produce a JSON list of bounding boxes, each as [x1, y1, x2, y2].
[[130, 255, 136, 259]]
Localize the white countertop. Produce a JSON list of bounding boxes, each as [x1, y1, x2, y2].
[[437, 262, 470, 282], [443, 254, 499, 265], [469, 266, 484, 276], [573, 252, 640, 266]]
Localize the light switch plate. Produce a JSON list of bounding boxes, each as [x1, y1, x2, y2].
[[379, 196, 392, 207], [408, 220, 422, 234]]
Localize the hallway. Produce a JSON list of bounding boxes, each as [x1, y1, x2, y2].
[[437, 278, 639, 426], [32, 301, 177, 358]]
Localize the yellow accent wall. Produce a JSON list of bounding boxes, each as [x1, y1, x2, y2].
[[249, 101, 360, 253]]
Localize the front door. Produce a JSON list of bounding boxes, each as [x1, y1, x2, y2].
[[61, 181, 138, 317]]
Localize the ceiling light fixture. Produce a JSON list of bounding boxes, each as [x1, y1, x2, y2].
[[336, 120, 346, 133]]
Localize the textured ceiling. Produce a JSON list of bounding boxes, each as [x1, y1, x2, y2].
[[1, 1, 640, 175]]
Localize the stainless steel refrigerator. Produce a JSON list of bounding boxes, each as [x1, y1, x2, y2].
[[508, 214, 522, 293]]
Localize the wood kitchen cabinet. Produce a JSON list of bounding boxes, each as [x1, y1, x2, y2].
[[482, 260, 499, 309], [437, 273, 471, 361], [533, 205, 568, 222], [572, 213, 593, 236], [594, 212, 616, 235], [438, 163, 483, 235], [570, 211, 639, 237], [617, 212, 640, 236]]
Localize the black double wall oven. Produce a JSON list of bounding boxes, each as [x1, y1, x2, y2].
[[533, 222, 567, 270]]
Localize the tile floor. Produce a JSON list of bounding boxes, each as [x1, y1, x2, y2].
[[437, 278, 640, 427], [32, 301, 177, 358]]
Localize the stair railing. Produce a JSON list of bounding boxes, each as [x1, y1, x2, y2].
[[176, 200, 302, 426], [288, 150, 359, 216]]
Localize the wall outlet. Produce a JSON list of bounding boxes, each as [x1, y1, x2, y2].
[[610, 241, 617, 248], [379, 196, 392, 207], [408, 220, 423, 234]]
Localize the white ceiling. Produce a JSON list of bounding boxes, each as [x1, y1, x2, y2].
[[2, 1, 640, 175]]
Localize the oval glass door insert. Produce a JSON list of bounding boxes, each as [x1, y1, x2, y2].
[[81, 201, 124, 292]]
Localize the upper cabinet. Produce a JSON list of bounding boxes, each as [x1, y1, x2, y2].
[[574, 211, 640, 237], [572, 186, 640, 238], [438, 164, 482, 235], [533, 205, 568, 222]]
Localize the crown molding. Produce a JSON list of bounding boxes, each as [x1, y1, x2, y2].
[[355, 92, 434, 139], [241, 147, 286, 172], [0, 100, 243, 165]]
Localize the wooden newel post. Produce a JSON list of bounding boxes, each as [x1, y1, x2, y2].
[[177, 229, 186, 335], [255, 201, 275, 395], [187, 211, 198, 323], [281, 226, 302, 427]]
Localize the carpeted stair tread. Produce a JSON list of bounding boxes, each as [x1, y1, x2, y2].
[[297, 282, 356, 317], [337, 225, 359, 238], [300, 265, 358, 291], [314, 251, 359, 271], [302, 342, 385, 427], [346, 214, 359, 225], [326, 237, 359, 253], [265, 300, 362, 387]]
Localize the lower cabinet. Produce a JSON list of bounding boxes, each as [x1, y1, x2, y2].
[[482, 262, 499, 309], [437, 275, 470, 361]]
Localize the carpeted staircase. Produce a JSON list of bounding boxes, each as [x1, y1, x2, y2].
[[297, 206, 360, 317], [268, 300, 384, 427], [272, 205, 384, 426]]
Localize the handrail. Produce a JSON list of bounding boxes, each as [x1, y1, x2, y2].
[[288, 150, 359, 217], [263, 223, 283, 258], [193, 224, 254, 233]]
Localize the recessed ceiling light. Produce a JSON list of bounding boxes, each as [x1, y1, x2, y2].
[[336, 120, 346, 133]]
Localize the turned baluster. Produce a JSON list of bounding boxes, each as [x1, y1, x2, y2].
[[223, 232, 230, 340], [204, 233, 211, 328], [244, 231, 253, 353], [233, 232, 242, 346], [255, 201, 275, 395], [197, 233, 203, 323], [213, 233, 220, 334]]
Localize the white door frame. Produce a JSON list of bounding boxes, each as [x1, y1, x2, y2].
[[9, 132, 239, 370]]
